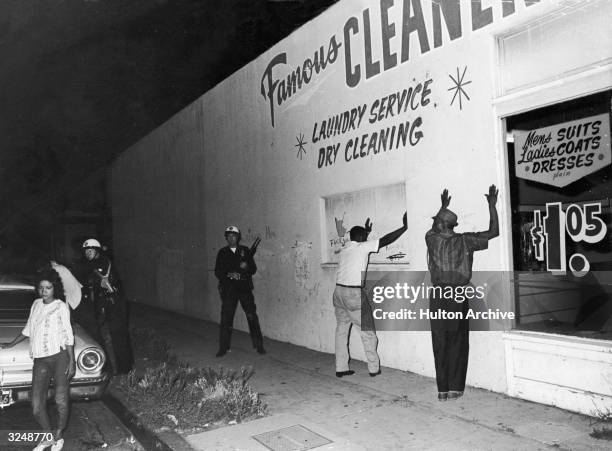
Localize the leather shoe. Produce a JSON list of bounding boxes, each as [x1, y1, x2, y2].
[[335, 370, 355, 378], [216, 349, 227, 357], [369, 370, 381, 377], [256, 346, 266, 355], [437, 392, 449, 401], [448, 391, 463, 400]]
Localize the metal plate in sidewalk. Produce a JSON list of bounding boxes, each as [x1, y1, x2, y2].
[[252, 424, 332, 451]]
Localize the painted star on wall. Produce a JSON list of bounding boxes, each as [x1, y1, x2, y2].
[[447, 66, 472, 110], [295, 133, 307, 160]]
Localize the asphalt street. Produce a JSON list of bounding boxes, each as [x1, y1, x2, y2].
[[0, 400, 142, 450]]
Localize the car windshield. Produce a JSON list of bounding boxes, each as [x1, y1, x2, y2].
[[0, 289, 35, 320]]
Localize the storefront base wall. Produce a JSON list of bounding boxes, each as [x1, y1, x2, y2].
[[503, 332, 612, 415], [374, 331, 508, 393]]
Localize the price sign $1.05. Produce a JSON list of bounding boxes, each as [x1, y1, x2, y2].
[[530, 202, 607, 276]]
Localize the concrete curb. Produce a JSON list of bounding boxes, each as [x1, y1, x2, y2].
[[102, 389, 195, 451]]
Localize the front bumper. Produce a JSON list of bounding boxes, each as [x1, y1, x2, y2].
[[1, 373, 109, 408]]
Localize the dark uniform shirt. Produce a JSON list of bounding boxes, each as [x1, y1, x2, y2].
[[214, 245, 257, 290], [74, 254, 133, 374], [77, 256, 119, 311]]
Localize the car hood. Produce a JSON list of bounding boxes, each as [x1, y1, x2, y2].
[[0, 276, 35, 291], [1, 322, 105, 385], [0, 323, 31, 370]]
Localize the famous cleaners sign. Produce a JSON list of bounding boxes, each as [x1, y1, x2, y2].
[[514, 114, 611, 188], [260, 0, 551, 128]]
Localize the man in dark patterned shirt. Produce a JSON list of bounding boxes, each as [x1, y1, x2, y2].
[[425, 185, 499, 401]]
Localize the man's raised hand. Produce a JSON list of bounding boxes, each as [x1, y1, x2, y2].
[[365, 218, 373, 234], [441, 189, 451, 209], [485, 185, 499, 205]]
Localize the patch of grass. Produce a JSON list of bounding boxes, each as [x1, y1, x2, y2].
[[590, 406, 612, 441], [115, 363, 266, 430], [114, 330, 266, 431], [590, 428, 612, 440]]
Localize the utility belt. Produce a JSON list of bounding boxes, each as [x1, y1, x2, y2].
[[227, 273, 250, 281], [83, 286, 117, 300]]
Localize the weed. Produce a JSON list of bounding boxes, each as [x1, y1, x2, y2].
[[115, 361, 266, 430], [590, 406, 612, 441]]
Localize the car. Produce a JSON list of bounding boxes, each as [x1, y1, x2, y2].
[[0, 275, 109, 409]]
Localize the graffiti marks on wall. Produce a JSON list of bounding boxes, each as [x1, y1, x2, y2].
[[334, 212, 347, 238], [387, 252, 407, 261], [242, 225, 278, 244], [265, 225, 277, 239], [292, 240, 313, 289], [447, 66, 471, 110]]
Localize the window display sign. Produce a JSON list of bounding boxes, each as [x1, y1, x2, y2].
[[531, 201, 608, 277], [514, 113, 611, 188]]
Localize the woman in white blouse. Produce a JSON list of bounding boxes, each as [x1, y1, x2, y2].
[[1, 269, 75, 451]]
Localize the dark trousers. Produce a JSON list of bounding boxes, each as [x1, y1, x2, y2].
[[219, 285, 263, 351], [73, 296, 133, 375], [97, 297, 134, 375], [430, 317, 470, 392], [31, 351, 70, 433]]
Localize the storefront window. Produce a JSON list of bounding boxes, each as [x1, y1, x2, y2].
[[506, 91, 612, 339]]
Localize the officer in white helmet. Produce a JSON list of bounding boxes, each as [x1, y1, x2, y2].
[[82, 239, 101, 262], [214, 226, 265, 356], [74, 238, 133, 374]]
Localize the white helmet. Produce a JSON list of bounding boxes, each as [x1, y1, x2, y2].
[[82, 238, 101, 249], [224, 226, 240, 235]]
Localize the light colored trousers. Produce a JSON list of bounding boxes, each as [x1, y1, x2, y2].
[[333, 285, 380, 373]]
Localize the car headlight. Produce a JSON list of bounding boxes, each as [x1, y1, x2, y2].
[[77, 347, 105, 374]]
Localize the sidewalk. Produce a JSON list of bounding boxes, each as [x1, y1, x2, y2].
[[130, 303, 609, 451]]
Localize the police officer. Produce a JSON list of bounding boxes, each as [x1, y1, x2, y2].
[[75, 239, 133, 374], [214, 226, 265, 357]]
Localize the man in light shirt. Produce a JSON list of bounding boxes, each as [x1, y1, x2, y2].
[[334, 212, 407, 377]]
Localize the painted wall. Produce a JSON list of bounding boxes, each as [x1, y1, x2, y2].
[[111, 0, 606, 395]]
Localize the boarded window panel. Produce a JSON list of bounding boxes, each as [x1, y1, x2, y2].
[[323, 183, 408, 264]]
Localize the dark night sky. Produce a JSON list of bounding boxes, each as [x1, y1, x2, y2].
[[0, 0, 337, 266]]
